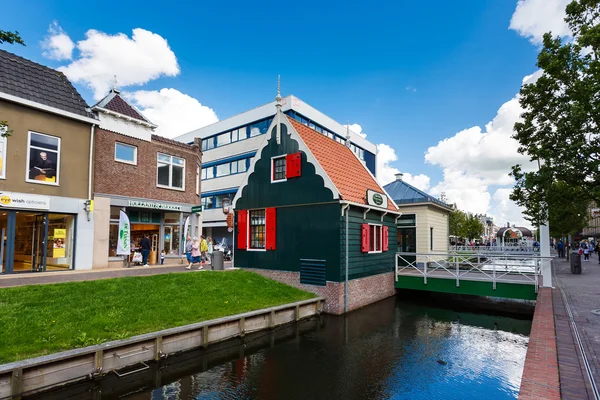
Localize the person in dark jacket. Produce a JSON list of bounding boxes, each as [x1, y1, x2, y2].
[[29, 151, 56, 180], [140, 234, 151, 267]]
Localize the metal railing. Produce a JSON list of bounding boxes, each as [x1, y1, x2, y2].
[[450, 245, 541, 254], [395, 251, 551, 293]]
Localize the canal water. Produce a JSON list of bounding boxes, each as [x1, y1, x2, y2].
[[34, 294, 532, 400]]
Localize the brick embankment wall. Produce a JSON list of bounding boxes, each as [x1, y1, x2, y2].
[[518, 287, 560, 400], [247, 269, 396, 315]]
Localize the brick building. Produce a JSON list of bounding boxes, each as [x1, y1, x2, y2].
[[91, 88, 202, 268]]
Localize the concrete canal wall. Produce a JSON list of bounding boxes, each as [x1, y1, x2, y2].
[[248, 268, 396, 314], [518, 287, 560, 400], [0, 298, 324, 399]]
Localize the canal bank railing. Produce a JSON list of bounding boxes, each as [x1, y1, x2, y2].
[[450, 245, 541, 255], [395, 251, 553, 294], [0, 297, 324, 400]]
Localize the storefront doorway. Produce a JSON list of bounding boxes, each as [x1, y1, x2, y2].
[[0, 211, 75, 274], [397, 214, 416, 267]]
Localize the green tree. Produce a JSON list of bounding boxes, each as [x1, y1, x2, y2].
[[510, 0, 600, 225], [464, 213, 484, 241], [449, 209, 466, 238], [1, 28, 25, 137], [547, 181, 590, 236], [0, 30, 25, 45]]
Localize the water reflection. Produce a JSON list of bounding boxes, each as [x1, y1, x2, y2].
[[32, 296, 531, 400]]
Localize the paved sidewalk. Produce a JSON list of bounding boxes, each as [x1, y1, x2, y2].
[[0, 261, 234, 288], [553, 255, 600, 399]]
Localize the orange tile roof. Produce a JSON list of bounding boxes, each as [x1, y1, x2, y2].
[[288, 118, 398, 211]]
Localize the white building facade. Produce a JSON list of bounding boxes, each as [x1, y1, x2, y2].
[[175, 95, 378, 244]]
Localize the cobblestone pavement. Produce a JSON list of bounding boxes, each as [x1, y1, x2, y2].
[[0, 261, 234, 288], [553, 255, 600, 399]]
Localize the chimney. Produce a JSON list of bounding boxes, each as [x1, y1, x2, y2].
[[395, 173, 404, 181]]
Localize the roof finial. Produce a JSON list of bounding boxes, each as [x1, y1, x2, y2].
[[276, 75, 282, 106]]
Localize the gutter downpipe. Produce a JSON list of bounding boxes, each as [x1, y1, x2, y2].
[[341, 203, 350, 313], [88, 124, 95, 216]]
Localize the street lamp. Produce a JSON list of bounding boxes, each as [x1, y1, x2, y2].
[[222, 198, 231, 215]]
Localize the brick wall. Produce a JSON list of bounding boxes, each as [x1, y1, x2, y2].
[[94, 128, 201, 204], [247, 268, 396, 314]]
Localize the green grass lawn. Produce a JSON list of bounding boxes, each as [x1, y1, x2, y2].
[[0, 270, 315, 364]]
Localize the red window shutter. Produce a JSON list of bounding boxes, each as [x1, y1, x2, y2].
[[237, 210, 247, 250], [383, 226, 389, 251], [266, 208, 277, 250], [286, 152, 301, 178], [361, 224, 370, 253]]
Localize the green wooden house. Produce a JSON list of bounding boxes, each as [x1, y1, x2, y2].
[[233, 100, 400, 314]]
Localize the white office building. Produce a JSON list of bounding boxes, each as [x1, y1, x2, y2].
[[174, 95, 378, 244]]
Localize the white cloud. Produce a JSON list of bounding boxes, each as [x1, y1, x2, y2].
[[405, 86, 417, 93], [375, 143, 431, 191], [490, 188, 530, 228], [41, 21, 75, 61], [509, 0, 571, 44], [125, 88, 218, 139], [403, 173, 431, 192], [59, 28, 179, 100], [425, 96, 533, 186], [344, 123, 367, 138], [429, 170, 491, 215]]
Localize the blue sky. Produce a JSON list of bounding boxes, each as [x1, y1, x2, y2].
[[1, 0, 570, 226]]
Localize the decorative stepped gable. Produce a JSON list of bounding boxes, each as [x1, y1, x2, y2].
[[234, 109, 398, 213], [91, 89, 156, 141]]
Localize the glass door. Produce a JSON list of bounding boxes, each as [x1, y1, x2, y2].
[[397, 227, 416, 267], [31, 214, 47, 272]]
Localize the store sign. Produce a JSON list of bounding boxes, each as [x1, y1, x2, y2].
[[191, 205, 203, 213], [0, 192, 50, 210], [128, 200, 182, 211], [592, 208, 600, 218], [366, 189, 388, 209]]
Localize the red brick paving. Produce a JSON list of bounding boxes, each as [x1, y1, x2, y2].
[[519, 287, 561, 400]]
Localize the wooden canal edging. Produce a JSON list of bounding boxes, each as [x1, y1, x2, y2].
[[0, 297, 324, 399]]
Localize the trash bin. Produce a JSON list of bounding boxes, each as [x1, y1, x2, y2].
[[212, 251, 224, 271], [570, 251, 582, 274]]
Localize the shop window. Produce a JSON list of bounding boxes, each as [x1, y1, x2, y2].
[[110, 206, 122, 220], [249, 209, 266, 249], [109, 223, 119, 257], [26, 131, 60, 185], [0, 134, 6, 179], [164, 212, 180, 224], [163, 225, 181, 255], [157, 153, 185, 190], [115, 142, 137, 164], [271, 156, 286, 182]]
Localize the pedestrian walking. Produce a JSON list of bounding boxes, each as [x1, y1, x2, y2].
[[184, 236, 193, 265], [557, 240, 564, 258], [140, 234, 151, 267], [186, 237, 203, 270], [200, 235, 209, 268], [160, 249, 165, 265], [596, 242, 600, 264]]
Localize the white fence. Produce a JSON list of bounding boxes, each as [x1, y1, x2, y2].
[[395, 251, 552, 292], [450, 245, 541, 254]]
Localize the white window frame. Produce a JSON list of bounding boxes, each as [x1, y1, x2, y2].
[[247, 208, 267, 251], [271, 155, 287, 183], [0, 134, 7, 179], [156, 153, 186, 191], [25, 131, 61, 186], [368, 223, 383, 254], [114, 142, 137, 165]]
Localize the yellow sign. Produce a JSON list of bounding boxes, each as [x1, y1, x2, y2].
[[54, 229, 66, 239], [53, 247, 65, 258], [0, 195, 10, 206]]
